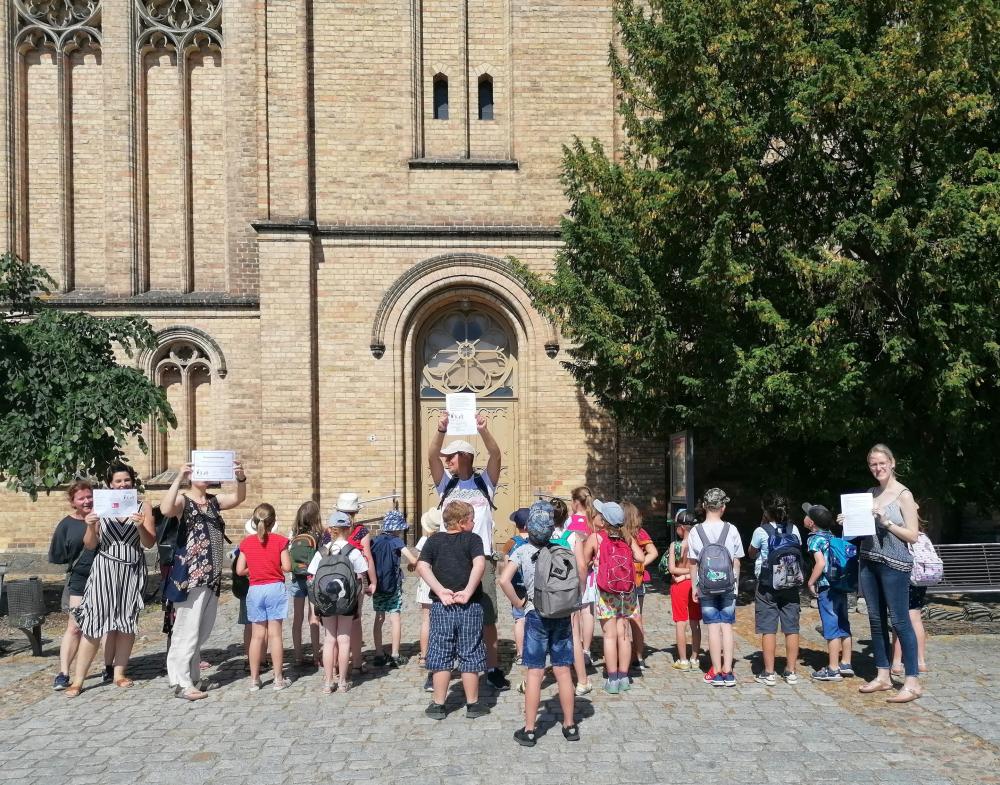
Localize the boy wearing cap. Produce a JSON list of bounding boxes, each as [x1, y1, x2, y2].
[[428, 412, 509, 691], [501, 508, 531, 667], [418, 500, 489, 719], [499, 503, 581, 746], [371, 511, 419, 668], [804, 503, 854, 681], [687, 488, 745, 686]]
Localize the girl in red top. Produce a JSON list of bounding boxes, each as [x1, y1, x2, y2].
[[236, 504, 292, 691], [622, 502, 658, 670]]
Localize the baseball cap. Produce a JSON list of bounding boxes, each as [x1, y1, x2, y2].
[[801, 502, 833, 529], [509, 507, 530, 529], [702, 488, 730, 510], [328, 510, 351, 527], [440, 440, 475, 456], [593, 499, 625, 527], [526, 506, 555, 544], [381, 510, 409, 532]]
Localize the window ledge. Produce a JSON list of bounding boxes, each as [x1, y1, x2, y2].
[[408, 158, 519, 171]]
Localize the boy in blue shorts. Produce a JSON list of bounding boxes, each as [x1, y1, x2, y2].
[[418, 500, 489, 719], [499, 502, 581, 746], [804, 503, 854, 681]]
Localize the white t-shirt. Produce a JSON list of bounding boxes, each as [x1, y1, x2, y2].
[[436, 471, 496, 556], [749, 523, 802, 577], [306, 539, 368, 576], [687, 521, 745, 563]]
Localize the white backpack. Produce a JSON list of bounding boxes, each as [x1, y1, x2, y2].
[[909, 533, 943, 587]]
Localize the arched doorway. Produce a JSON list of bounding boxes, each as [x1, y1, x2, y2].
[[417, 305, 519, 543]]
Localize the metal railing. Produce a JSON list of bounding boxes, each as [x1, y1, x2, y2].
[[928, 543, 1000, 594], [353, 492, 401, 536]]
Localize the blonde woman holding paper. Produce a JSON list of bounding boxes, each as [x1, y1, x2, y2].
[[841, 444, 922, 703], [65, 463, 156, 696]]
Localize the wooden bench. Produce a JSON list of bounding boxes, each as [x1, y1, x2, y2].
[[928, 543, 1000, 594]]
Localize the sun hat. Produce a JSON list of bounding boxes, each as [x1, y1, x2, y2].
[[335, 492, 360, 512], [382, 510, 409, 532], [420, 508, 443, 537], [440, 440, 475, 456], [593, 499, 625, 527], [328, 510, 352, 527]]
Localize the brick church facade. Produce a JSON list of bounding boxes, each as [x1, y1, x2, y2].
[[0, 0, 666, 550]]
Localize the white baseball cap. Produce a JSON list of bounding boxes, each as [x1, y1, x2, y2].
[[440, 440, 475, 456]]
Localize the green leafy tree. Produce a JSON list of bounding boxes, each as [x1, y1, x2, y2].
[[0, 253, 175, 498], [522, 0, 1000, 507]]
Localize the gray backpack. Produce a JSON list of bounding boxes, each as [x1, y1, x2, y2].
[[531, 535, 579, 618], [694, 523, 736, 596]]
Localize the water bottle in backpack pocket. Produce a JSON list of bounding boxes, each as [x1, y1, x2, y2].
[[909, 533, 944, 587], [694, 523, 736, 596], [762, 522, 804, 591]]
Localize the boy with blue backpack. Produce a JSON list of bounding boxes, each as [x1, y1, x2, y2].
[[803, 502, 857, 681], [371, 510, 419, 668], [748, 493, 805, 686], [501, 508, 531, 667]]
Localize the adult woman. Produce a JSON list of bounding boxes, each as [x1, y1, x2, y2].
[[845, 444, 922, 703], [160, 460, 247, 701], [65, 464, 156, 696], [47, 481, 111, 690]]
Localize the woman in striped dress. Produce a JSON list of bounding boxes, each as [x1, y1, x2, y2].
[[66, 463, 156, 696]]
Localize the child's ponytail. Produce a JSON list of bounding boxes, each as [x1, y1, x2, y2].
[[253, 503, 277, 545]]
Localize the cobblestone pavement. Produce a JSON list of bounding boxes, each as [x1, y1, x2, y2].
[[0, 579, 997, 785]]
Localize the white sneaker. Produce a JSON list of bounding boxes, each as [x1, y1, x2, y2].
[[248, 679, 262, 692], [273, 677, 292, 691], [782, 671, 799, 685], [575, 681, 593, 696], [672, 659, 690, 671]]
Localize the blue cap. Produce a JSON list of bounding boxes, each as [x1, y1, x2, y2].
[[593, 499, 625, 527], [509, 507, 530, 529], [526, 506, 555, 545], [381, 510, 409, 532], [328, 510, 351, 527]]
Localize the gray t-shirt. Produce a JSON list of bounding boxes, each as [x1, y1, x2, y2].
[[510, 542, 541, 613]]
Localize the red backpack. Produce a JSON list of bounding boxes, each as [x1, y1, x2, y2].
[[596, 533, 634, 594]]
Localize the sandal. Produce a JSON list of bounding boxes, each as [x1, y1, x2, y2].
[[176, 687, 208, 701], [890, 666, 904, 678], [886, 686, 922, 704], [114, 677, 135, 688], [338, 681, 351, 693], [859, 680, 893, 693]]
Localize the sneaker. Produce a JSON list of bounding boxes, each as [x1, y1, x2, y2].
[[389, 655, 409, 669], [248, 678, 262, 692], [575, 681, 593, 696], [856, 598, 868, 615], [53, 673, 70, 691], [672, 659, 690, 671], [632, 658, 648, 671], [513, 655, 523, 667], [425, 702, 447, 720], [562, 724, 580, 741], [782, 671, 799, 685], [839, 663, 855, 677], [811, 667, 844, 682], [486, 668, 511, 691], [618, 675, 631, 692], [514, 727, 537, 747], [711, 672, 727, 687], [102, 665, 114, 683], [703, 667, 717, 684], [466, 702, 490, 718], [273, 677, 292, 691], [755, 671, 777, 686], [373, 655, 388, 667], [603, 678, 620, 695], [725, 672, 737, 687], [423, 674, 434, 692], [517, 680, 526, 694]]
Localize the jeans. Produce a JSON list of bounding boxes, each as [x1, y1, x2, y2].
[[859, 560, 918, 677]]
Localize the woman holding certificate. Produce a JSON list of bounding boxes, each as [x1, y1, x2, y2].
[[846, 444, 922, 704], [160, 458, 247, 701], [65, 464, 156, 697]]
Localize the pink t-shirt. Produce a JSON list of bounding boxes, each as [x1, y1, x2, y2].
[[567, 513, 589, 535], [239, 534, 288, 586]]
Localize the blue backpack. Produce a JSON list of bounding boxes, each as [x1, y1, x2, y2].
[[820, 532, 858, 592], [762, 522, 805, 591], [371, 533, 402, 597], [508, 534, 529, 597]]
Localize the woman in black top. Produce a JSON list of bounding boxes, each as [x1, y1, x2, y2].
[[46, 481, 111, 690]]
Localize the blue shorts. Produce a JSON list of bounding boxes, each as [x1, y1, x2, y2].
[[699, 591, 737, 625], [817, 587, 851, 640], [288, 575, 309, 599], [245, 582, 288, 623], [522, 610, 573, 669], [427, 602, 486, 673], [511, 603, 527, 621]]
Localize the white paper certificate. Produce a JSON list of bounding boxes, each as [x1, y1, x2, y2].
[[191, 450, 236, 482], [92, 489, 139, 519], [446, 393, 478, 436], [840, 493, 876, 538]]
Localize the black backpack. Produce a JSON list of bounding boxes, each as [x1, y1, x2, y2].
[[308, 544, 360, 616], [437, 472, 497, 511]]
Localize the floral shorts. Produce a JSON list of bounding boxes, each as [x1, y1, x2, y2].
[[595, 588, 638, 620]]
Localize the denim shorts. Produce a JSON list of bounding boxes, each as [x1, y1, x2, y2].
[[511, 604, 527, 621], [699, 591, 737, 625], [754, 587, 801, 635], [288, 575, 309, 599], [522, 610, 574, 669], [245, 582, 288, 623], [817, 587, 851, 640]]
